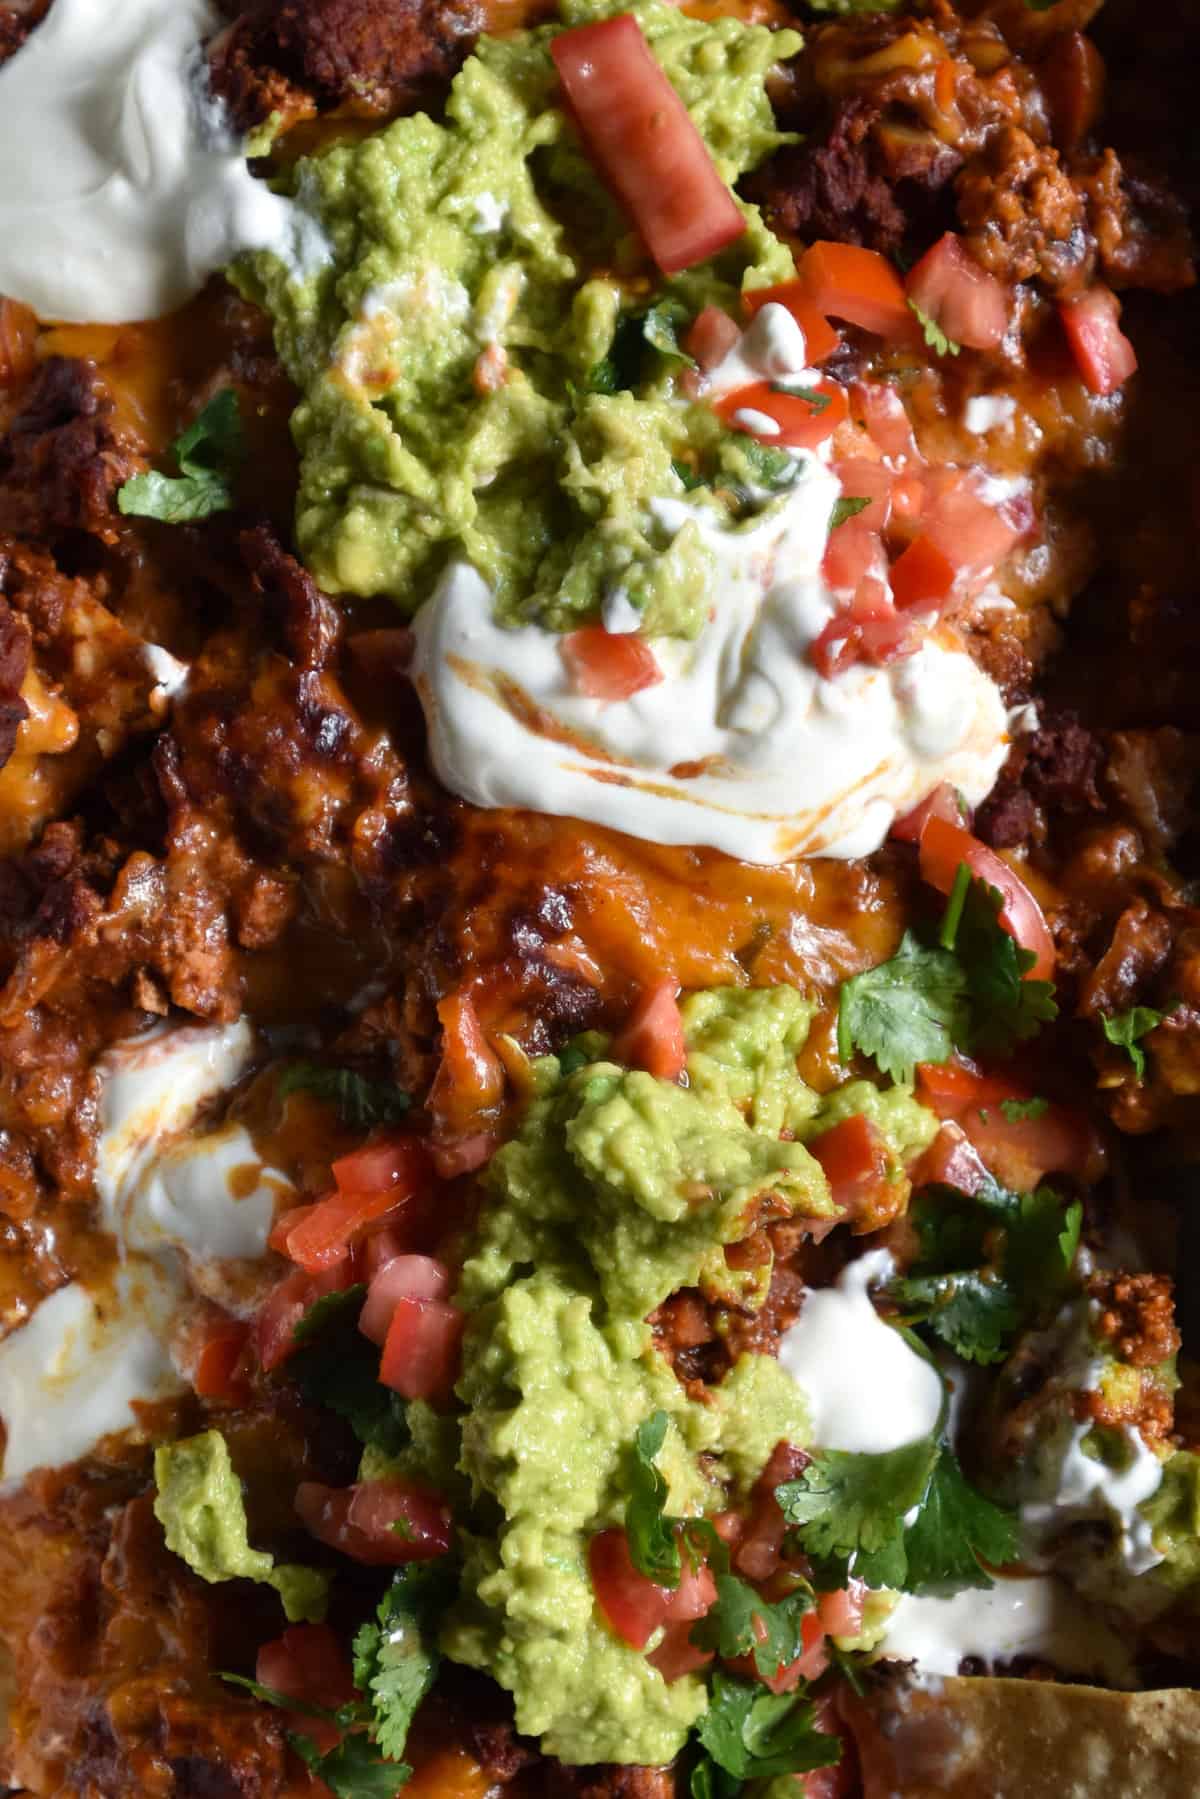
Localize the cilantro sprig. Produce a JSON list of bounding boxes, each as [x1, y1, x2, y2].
[[627, 1411, 682, 1586], [1101, 1006, 1164, 1080], [908, 300, 960, 358], [829, 495, 870, 529], [691, 1573, 814, 1680], [118, 388, 245, 522], [289, 1285, 408, 1455], [279, 1062, 411, 1129], [696, 1672, 841, 1785]]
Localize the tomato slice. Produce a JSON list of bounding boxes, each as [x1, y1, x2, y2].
[[256, 1624, 356, 1756], [1059, 284, 1138, 396], [295, 1479, 453, 1565], [612, 981, 686, 1080], [716, 377, 848, 451], [919, 816, 1056, 981], [562, 625, 663, 702], [905, 232, 1011, 351], [797, 242, 913, 340], [741, 282, 841, 363], [809, 1115, 891, 1226], [380, 1297, 466, 1404], [684, 303, 741, 372], [550, 15, 745, 276], [360, 1253, 453, 1346]]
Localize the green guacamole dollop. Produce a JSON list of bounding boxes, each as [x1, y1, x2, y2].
[[365, 986, 934, 1765], [240, 0, 802, 635]]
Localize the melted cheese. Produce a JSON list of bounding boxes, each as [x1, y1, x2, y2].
[[776, 1250, 944, 1453], [0, 0, 327, 323]]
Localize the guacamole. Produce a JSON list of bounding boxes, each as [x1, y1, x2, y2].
[[242, 0, 801, 635], [370, 986, 932, 1764]]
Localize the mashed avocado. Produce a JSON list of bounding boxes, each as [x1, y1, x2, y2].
[[241, 0, 801, 634], [372, 986, 932, 1765]]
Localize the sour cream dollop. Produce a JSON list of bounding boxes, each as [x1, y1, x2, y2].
[[0, 0, 327, 323]]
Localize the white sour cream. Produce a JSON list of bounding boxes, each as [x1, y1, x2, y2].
[[882, 1575, 1134, 1686], [0, 0, 328, 323], [0, 1265, 182, 1482], [776, 1250, 944, 1453], [1024, 1421, 1165, 1576], [964, 394, 1017, 436]]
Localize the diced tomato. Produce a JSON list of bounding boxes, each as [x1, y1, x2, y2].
[[269, 1203, 320, 1257], [1059, 284, 1138, 396], [890, 782, 967, 843], [562, 625, 663, 702], [254, 1269, 322, 1373], [905, 232, 1011, 352], [332, 1133, 432, 1199], [295, 1479, 453, 1566], [919, 816, 1056, 981], [817, 1581, 866, 1639], [193, 1317, 251, 1403], [735, 1442, 809, 1582], [916, 1055, 1022, 1119], [280, 1136, 432, 1275], [802, 1695, 857, 1799], [798, 242, 913, 340], [716, 377, 848, 452], [648, 1622, 714, 1683], [809, 1115, 892, 1224], [430, 1132, 499, 1179], [822, 520, 887, 599], [683, 304, 741, 372], [380, 1297, 465, 1404], [831, 460, 893, 533], [915, 1059, 1091, 1189], [284, 1190, 396, 1274], [611, 981, 686, 1081], [590, 1527, 675, 1650], [742, 282, 841, 363], [256, 1624, 356, 1756], [810, 581, 918, 680], [913, 1120, 993, 1196], [360, 1254, 453, 1346], [922, 475, 1028, 577], [550, 15, 745, 276], [852, 381, 918, 463], [748, 1609, 828, 1691], [889, 533, 959, 614]]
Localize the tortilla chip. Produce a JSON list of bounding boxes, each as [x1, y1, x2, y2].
[[851, 1676, 1200, 1798]]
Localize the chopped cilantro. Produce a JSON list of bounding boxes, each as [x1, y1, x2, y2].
[[279, 1063, 410, 1128], [353, 1564, 455, 1767], [942, 876, 1058, 1056], [889, 1267, 1020, 1365], [642, 302, 697, 370], [829, 495, 870, 529], [290, 1288, 409, 1456], [585, 305, 694, 394], [908, 301, 960, 358], [689, 1754, 741, 1799], [291, 1732, 410, 1799], [837, 930, 969, 1083], [776, 1436, 939, 1560], [690, 1573, 813, 1678], [672, 458, 708, 493], [118, 389, 245, 522], [998, 1095, 1049, 1122], [697, 1672, 842, 1782], [769, 382, 832, 410], [901, 1447, 1019, 1589], [626, 1410, 681, 1587], [741, 439, 801, 492], [1102, 1006, 1164, 1080]]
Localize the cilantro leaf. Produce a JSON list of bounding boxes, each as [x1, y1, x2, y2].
[[279, 1062, 411, 1128], [353, 1564, 454, 1767], [290, 1291, 408, 1455], [901, 1448, 1018, 1590], [837, 930, 969, 1083], [672, 458, 707, 492], [689, 1754, 741, 1799], [118, 389, 244, 522], [829, 495, 870, 528], [642, 302, 697, 370], [770, 382, 832, 411], [908, 300, 960, 358], [690, 1573, 812, 1678], [740, 439, 800, 492], [776, 1436, 938, 1559], [944, 877, 1058, 1056], [998, 1096, 1048, 1122], [890, 1267, 1019, 1366], [290, 1731, 410, 1799], [1101, 1006, 1164, 1080], [627, 1411, 681, 1587], [698, 1672, 841, 1782]]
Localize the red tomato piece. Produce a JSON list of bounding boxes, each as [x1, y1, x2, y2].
[[256, 1624, 356, 1756], [735, 1442, 810, 1582], [919, 815, 1056, 980], [648, 1622, 714, 1683], [889, 533, 959, 613], [193, 1318, 251, 1403], [295, 1479, 453, 1566], [268, 1202, 319, 1257], [589, 1527, 676, 1650], [741, 282, 841, 363], [817, 1581, 866, 1639], [852, 381, 918, 463], [1059, 284, 1138, 396], [916, 1055, 1023, 1119], [751, 1609, 829, 1692], [831, 459, 894, 533], [716, 377, 848, 451], [798, 242, 913, 340], [360, 1254, 453, 1346], [905, 232, 1011, 352], [914, 1120, 993, 1197], [254, 1263, 359, 1372], [810, 582, 918, 681], [822, 521, 887, 598], [611, 981, 686, 1081], [333, 1133, 432, 1200], [922, 476, 1027, 577], [561, 625, 663, 702], [550, 15, 745, 276], [380, 1297, 466, 1404], [890, 781, 968, 843], [915, 1060, 1091, 1190], [683, 304, 741, 372], [809, 1115, 891, 1224]]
